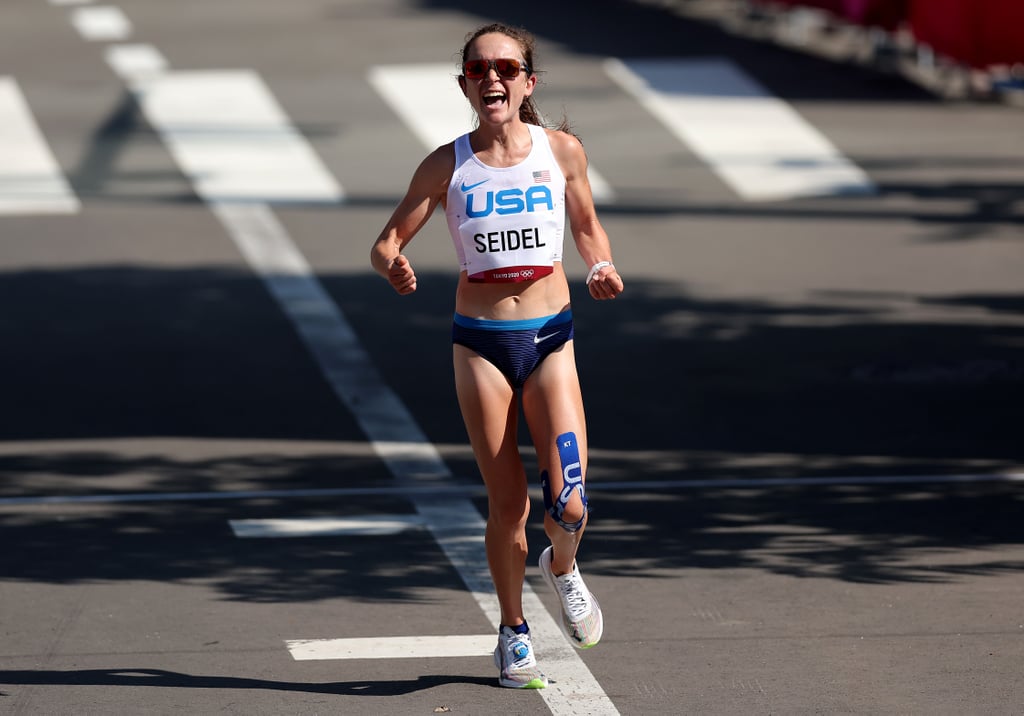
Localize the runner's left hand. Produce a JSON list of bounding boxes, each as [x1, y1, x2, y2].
[[588, 266, 623, 300]]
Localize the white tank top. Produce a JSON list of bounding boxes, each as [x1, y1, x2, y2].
[[445, 124, 566, 283]]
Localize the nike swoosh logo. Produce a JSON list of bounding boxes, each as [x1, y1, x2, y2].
[[460, 179, 489, 192], [534, 332, 557, 345]]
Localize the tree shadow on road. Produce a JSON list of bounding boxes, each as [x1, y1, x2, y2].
[[567, 479, 1024, 585], [0, 266, 1021, 596], [0, 668, 496, 695]]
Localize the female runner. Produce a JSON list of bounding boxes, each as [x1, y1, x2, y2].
[[371, 22, 624, 688]]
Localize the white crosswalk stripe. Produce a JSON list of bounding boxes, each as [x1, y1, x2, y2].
[[70, 5, 132, 41], [605, 57, 875, 201], [2, 57, 878, 220], [287, 635, 496, 661], [229, 515, 426, 538], [0, 76, 80, 215], [129, 70, 344, 204], [105, 43, 168, 81]]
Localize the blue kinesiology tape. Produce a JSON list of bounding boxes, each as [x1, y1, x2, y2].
[[541, 431, 587, 532]]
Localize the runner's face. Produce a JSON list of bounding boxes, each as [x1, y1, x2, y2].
[[461, 33, 535, 124]]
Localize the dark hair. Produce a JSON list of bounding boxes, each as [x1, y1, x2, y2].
[[460, 23, 571, 133]]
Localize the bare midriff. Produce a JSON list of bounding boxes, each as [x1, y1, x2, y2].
[[454, 262, 570, 321]]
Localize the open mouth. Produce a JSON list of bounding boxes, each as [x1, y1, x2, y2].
[[483, 90, 507, 107]]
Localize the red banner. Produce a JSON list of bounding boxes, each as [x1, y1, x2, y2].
[[756, 0, 1024, 68], [909, 0, 1024, 68]]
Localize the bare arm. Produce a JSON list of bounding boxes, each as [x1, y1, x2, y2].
[[548, 129, 624, 300], [370, 144, 454, 295]]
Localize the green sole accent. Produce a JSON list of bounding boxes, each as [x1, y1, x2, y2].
[[499, 676, 548, 689]]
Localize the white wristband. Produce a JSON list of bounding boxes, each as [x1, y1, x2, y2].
[[586, 261, 614, 285]]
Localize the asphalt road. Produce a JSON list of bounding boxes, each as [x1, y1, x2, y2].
[[2, 1, 1023, 714]]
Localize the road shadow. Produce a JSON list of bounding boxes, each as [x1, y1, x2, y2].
[[5, 264, 1018, 457], [1, 265, 1021, 595], [0, 668, 496, 695], [564, 479, 1024, 585]]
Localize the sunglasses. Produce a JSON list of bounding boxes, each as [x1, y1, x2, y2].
[[462, 58, 531, 80]]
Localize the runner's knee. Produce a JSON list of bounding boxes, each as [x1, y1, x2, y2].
[[487, 490, 530, 530]]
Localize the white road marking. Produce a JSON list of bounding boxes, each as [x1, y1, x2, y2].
[[229, 515, 425, 538], [287, 635, 495, 660], [4, 472, 1023, 507], [105, 43, 167, 81], [70, 5, 132, 41], [368, 63, 616, 204], [129, 71, 343, 204], [0, 77, 80, 215], [367, 63, 469, 152], [604, 57, 876, 201]]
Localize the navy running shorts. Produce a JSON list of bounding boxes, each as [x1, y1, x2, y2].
[[452, 310, 574, 389]]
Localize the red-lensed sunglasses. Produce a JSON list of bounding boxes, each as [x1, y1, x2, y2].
[[462, 58, 531, 80]]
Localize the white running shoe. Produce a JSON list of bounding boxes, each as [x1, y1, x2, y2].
[[539, 545, 603, 649], [493, 625, 547, 689]]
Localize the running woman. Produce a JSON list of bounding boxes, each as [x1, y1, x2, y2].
[[371, 22, 624, 689]]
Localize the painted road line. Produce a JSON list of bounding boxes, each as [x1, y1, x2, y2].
[[0, 77, 80, 215], [208, 205, 443, 475], [5, 472, 1024, 507], [604, 57, 875, 201], [367, 64, 469, 152], [229, 515, 426, 538], [70, 5, 132, 41], [368, 63, 615, 204], [0, 485, 471, 507], [287, 635, 495, 661], [130, 71, 343, 204], [105, 44, 167, 81]]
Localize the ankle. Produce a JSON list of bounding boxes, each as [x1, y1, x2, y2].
[[501, 621, 530, 635]]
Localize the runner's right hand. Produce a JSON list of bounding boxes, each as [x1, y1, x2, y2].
[[388, 255, 417, 295]]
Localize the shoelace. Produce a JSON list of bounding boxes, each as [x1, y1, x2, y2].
[[557, 571, 592, 620]]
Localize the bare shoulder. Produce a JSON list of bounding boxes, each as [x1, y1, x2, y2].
[[410, 141, 456, 195], [543, 127, 586, 161], [543, 127, 588, 184], [420, 141, 457, 178]]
